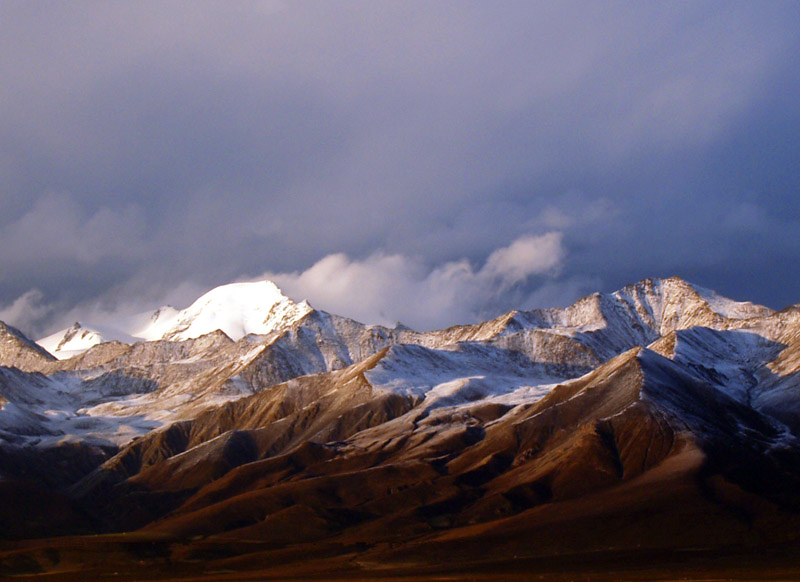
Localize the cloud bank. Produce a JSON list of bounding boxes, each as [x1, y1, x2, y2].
[[264, 233, 566, 330], [0, 233, 578, 336]]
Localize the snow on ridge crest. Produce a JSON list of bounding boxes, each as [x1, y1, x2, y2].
[[491, 277, 774, 351], [33, 276, 775, 360], [603, 276, 771, 330], [687, 281, 773, 320]]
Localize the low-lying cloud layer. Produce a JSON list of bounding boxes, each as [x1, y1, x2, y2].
[[265, 233, 566, 330], [1, 2, 799, 337], [1, 233, 578, 336]]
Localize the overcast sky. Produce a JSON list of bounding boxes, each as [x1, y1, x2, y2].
[[2, 1, 800, 336]]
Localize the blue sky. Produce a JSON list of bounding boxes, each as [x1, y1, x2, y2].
[[2, 1, 800, 334]]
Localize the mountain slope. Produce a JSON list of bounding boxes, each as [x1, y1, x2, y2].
[[4, 276, 796, 454], [49, 344, 797, 580], [36, 321, 137, 360], [3, 276, 800, 580], [1, 276, 795, 466]]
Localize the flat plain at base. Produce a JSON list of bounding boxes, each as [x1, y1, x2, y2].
[[3, 537, 800, 582]]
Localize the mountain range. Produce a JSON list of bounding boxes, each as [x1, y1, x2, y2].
[[2, 276, 800, 580]]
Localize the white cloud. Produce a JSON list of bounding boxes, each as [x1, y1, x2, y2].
[[483, 233, 564, 284], [263, 232, 567, 330], [1, 233, 572, 338]]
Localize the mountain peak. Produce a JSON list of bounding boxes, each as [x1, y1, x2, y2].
[[0, 320, 56, 368], [36, 322, 108, 360], [136, 279, 313, 342], [611, 276, 772, 330]]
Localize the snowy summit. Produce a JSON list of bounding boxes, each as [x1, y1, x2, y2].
[[36, 280, 313, 359], [133, 280, 313, 342]]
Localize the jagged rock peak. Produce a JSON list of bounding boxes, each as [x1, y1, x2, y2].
[[539, 276, 772, 335], [613, 276, 772, 324], [59, 322, 95, 349]]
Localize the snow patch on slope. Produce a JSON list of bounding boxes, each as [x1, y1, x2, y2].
[[365, 343, 577, 411], [0, 367, 161, 446]]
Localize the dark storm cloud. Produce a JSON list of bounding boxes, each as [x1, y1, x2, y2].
[[1, 1, 799, 336]]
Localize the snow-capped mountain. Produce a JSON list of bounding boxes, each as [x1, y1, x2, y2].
[[4, 275, 800, 578], [132, 280, 314, 342], [7, 275, 797, 447], [36, 280, 315, 360], [33, 275, 775, 361]]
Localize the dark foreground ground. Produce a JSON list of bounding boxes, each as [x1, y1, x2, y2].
[[5, 454, 800, 581], [3, 533, 800, 581]]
